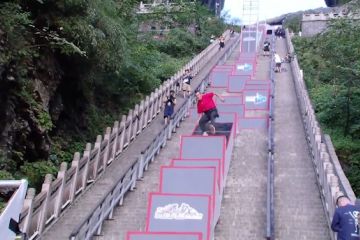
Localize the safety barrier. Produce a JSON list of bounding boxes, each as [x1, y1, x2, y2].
[[285, 29, 357, 240], [17, 30, 236, 239], [67, 31, 241, 240], [266, 34, 276, 240]]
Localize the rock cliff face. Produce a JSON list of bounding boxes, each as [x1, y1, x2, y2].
[[0, 46, 63, 165]]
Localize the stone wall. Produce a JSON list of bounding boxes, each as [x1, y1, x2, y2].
[[301, 12, 356, 37]]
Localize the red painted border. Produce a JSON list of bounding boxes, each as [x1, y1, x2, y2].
[[158, 166, 217, 221], [179, 135, 227, 177], [170, 159, 222, 190], [209, 68, 232, 88], [126, 232, 202, 240], [238, 116, 269, 130], [146, 193, 212, 240], [216, 103, 245, 118], [243, 89, 271, 111], [227, 75, 251, 93]]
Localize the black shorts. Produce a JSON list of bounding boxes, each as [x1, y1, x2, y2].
[[219, 42, 225, 48]]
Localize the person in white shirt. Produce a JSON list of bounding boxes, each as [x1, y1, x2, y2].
[[274, 52, 282, 73]]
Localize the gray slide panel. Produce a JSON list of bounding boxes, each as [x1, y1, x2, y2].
[[244, 90, 269, 110], [160, 167, 216, 196], [239, 118, 268, 129], [216, 96, 242, 104], [160, 167, 220, 224], [217, 104, 244, 118], [239, 52, 257, 61], [210, 71, 231, 88], [147, 194, 212, 240], [127, 232, 201, 240], [246, 80, 270, 85], [228, 75, 249, 93], [171, 159, 222, 190], [217, 113, 237, 124], [245, 84, 270, 90], [241, 40, 256, 53], [180, 136, 225, 160]]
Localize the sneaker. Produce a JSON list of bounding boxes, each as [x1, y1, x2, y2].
[[202, 132, 209, 136], [209, 124, 216, 134]]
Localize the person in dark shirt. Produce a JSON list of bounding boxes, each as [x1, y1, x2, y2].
[[263, 39, 271, 56], [331, 195, 360, 240], [163, 90, 176, 124]]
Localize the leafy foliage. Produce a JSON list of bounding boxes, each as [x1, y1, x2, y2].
[[0, 0, 229, 191], [293, 19, 360, 194]]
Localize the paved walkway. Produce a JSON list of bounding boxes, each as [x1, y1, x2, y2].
[[274, 38, 330, 240]]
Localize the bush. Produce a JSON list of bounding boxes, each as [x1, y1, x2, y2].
[[20, 161, 57, 190]]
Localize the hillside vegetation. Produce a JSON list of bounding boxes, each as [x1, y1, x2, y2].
[[292, 19, 360, 195], [0, 0, 230, 189]]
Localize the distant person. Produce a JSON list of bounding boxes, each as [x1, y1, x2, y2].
[[182, 69, 192, 98], [195, 90, 224, 136], [284, 52, 293, 63], [280, 28, 285, 38], [263, 39, 271, 56], [274, 52, 282, 73], [230, 28, 235, 37], [331, 195, 360, 240], [218, 36, 225, 50], [163, 90, 176, 124]]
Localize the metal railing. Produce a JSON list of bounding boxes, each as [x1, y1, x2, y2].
[[285, 29, 357, 240], [68, 32, 241, 240], [0, 180, 28, 240], [266, 34, 275, 240]]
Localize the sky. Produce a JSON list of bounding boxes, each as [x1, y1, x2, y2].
[[222, 0, 327, 23]]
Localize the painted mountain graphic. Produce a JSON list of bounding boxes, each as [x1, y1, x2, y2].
[[154, 203, 203, 220]]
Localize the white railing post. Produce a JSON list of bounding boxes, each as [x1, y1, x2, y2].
[[103, 127, 111, 166], [112, 121, 119, 158], [38, 174, 53, 233], [69, 152, 80, 202], [138, 101, 145, 132], [54, 162, 67, 217], [132, 105, 139, 139], [119, 116, 126, 152], [93, 135, 102, 179], [21, 188, 35, 236], [82, 143, 91, 189], [126, 110, 133, 143]]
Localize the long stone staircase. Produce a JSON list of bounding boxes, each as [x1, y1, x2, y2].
[[6, 26, 356, 240]]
